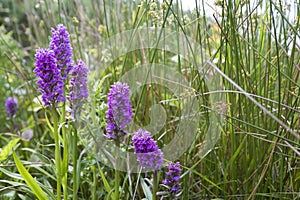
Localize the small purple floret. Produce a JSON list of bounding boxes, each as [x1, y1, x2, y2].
[[5, 97, 18, 117], [132, 128, 163, 171]]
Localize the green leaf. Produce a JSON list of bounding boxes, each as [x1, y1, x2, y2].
[[0, 138, 20, 162], [0, 167, 23, 180], [140, 177, 152, 200], [295, 172, 300, 181], [0, 179, 25, 187], [13, 151, 48, 200], [45, 110, 54, 133], [97, 163, 113, 198], [228, 135, 247, 168], [0, 190, 16, 199]]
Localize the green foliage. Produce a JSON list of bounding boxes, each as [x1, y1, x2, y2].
[[140, 177, 152, 200], [13, 151, 48, 200], [0, 138, 19, 162], [0, 26, 23, 129]]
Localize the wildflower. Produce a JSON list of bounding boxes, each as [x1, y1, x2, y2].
[[21, 129, 34, 141], [34, 48, 65, 106], [49, 24, 73, 79], [69, 60, 89, 102], [161, 162, 182, 198], [5, 97, 18, 117], [69, 60, 89, 118], [105, 82, 132, 140], [132, 128, 163, 171]]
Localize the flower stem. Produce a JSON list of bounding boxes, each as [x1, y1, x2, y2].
[[61, 103, 68, 200], [72, 127, 78, 200], [114, 141, 120, 200], [9, 118, 15, 134], [115, 169, 120, 200], [152, 171, 158, 200], [91, 165, 97, 200], [52, 106, 62, 200]]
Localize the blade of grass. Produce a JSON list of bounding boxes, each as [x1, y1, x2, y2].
[[13, 151, 48, 200]]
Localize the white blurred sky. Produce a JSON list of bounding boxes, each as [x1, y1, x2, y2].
[[180, 0, 197, 11], [160, 0, 297, 22], [180, 0, 217, 18], [158, 0, 218, 18]]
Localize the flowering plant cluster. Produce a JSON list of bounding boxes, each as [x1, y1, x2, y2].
[[105, 81, 182, 199], [105, 82, 164, 170], [31, 24, 89, 199], [34, 24, 88, 108]]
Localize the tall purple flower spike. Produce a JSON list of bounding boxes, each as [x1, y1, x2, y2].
[[132, 128, 163, 171], [105, 82, 132, 140], [69, 60, 89, 118], [5, 97, 18, 117], [34, 48, 65, 106], [69, 60, 89, 102], [50, 24, 73, 79], [162, 162, 182, 198]]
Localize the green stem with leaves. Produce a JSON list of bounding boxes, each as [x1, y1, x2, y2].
[[52, 106, 62, 200], [114, 141, 120, 200], [61, 103, 68, 200], [9, 118, 15, 134], [72, 127, 78, 200], [91, 165, 97, 200], [152, 171, 158, 200]]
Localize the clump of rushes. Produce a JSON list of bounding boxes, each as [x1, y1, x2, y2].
[[160, 162, 182, 199], [5, 97, 18, 118], [50, 24, 73, 79], [132, 128, 163, 171], [34, 48, 65, 106], [105, 82, 132, 140], [132, 128, 163, 200]]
